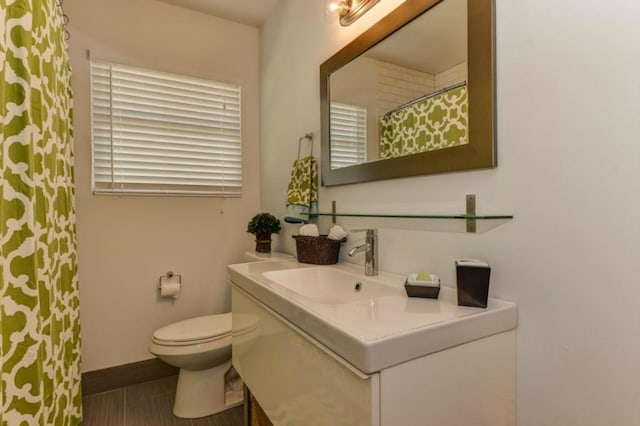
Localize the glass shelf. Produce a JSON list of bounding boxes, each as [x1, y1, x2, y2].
[[306, 212, 513, 220], [298, 196, 513, 234], [303, 212, 513, 234]]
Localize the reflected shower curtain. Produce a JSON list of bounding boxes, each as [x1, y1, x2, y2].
[[1, 0, 81, 424]]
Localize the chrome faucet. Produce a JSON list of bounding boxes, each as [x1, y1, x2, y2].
[[347, 229, 378, 276]]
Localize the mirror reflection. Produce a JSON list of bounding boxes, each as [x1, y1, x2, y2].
[[329, 0, 468, 170]]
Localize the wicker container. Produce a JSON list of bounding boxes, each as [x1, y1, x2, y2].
[[292, 235, 345, 265]]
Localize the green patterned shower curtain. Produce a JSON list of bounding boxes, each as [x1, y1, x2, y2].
[[1, 1, 82, 424], [379, 84, 469, 159]]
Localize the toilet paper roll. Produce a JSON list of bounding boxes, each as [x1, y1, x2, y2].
[[160, 282, 181, 299]]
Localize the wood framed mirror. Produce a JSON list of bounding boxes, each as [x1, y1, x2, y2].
[[320, 0, 495, 186]]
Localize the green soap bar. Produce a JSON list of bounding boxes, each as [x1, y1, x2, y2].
[[416, 272, 430, 281]]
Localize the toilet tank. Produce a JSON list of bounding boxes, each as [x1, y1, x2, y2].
[[243, 251, 293, 263]]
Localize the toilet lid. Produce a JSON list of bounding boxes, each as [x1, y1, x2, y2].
[[153, 313, 231, 343]]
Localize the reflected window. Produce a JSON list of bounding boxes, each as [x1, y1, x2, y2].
[[329, 102, 367, 169]]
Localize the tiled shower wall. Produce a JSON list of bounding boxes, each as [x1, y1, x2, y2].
[[375, 60, 435, 119], [434, 62, 468, 90], [375, 60, 467, 123]]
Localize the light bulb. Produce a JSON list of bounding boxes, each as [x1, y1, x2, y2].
[[325, 0, 348, 16]]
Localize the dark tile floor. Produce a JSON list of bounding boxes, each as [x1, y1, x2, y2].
[[82, 376, 244, 426]]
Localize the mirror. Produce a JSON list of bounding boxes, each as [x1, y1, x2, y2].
[[320, 0, 495, 186]]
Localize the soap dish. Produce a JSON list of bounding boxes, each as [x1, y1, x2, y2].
[[404, 281, 440, 299], [404, 273, 441, 299]]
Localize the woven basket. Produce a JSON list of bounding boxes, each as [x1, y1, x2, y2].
[[292, 235, 346, 265]]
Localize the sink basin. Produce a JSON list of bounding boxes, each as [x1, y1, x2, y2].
[[263, 267, 401, 304], [228, 260, 517, 374]]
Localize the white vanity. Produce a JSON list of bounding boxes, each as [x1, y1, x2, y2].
[[229, 260, 517, 426]]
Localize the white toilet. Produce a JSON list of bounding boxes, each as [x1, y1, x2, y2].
[[149, 251, 292, 418]]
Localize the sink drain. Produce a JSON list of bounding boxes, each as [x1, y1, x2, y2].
[[354, 282, 362, 292]]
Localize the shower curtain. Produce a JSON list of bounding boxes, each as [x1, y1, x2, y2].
[[379, 84, 469, 159], [1, 0, 81, 424]]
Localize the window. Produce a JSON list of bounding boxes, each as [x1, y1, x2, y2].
[[329, 102, 367, 169], [90, 60, 242, 196]]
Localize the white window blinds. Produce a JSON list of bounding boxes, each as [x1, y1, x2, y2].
[[90, 60, 242, 196], [329, 102, 367, 169]]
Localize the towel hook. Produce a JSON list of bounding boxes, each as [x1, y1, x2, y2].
[[297, 133, 314, 159]]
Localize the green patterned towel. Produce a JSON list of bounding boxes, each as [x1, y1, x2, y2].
[[285, 156, 318, 223], [380, 84, 468, 158]]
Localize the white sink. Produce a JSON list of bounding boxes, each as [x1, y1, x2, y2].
[[228, 260, 517, 374], [263, 267, 402, 304]]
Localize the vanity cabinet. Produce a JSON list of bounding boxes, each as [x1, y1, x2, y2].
[[232, 284, 515, 426], [232, 285, 379, 426]]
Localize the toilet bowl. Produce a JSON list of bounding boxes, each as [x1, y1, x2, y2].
[[149, 251, 292, 418], [149, 313, 255, 418]]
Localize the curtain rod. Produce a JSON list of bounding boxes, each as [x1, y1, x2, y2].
[[382, 81, 467, 118]]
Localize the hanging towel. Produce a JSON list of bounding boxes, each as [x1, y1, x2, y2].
[[285, 155, 318, 224]]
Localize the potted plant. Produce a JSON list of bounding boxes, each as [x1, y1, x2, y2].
[[247, 212, 281, 253]]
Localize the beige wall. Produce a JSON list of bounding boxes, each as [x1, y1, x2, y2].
[[261, 1, 640, 425], [67, 0, 260, 372]]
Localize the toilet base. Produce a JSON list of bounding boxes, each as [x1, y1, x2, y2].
[[173, 360, 241, 418]]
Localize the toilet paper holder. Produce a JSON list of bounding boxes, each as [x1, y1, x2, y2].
[[159, 271, 182, 290]]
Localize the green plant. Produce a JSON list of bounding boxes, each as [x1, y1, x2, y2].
[[247, 212, 281, 236]]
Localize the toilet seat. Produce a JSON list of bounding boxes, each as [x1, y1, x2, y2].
[[152, 312, 257, 347], [153, 313, 231, 346]]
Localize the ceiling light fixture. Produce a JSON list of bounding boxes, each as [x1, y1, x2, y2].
[[325, 0, 382, 26]]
